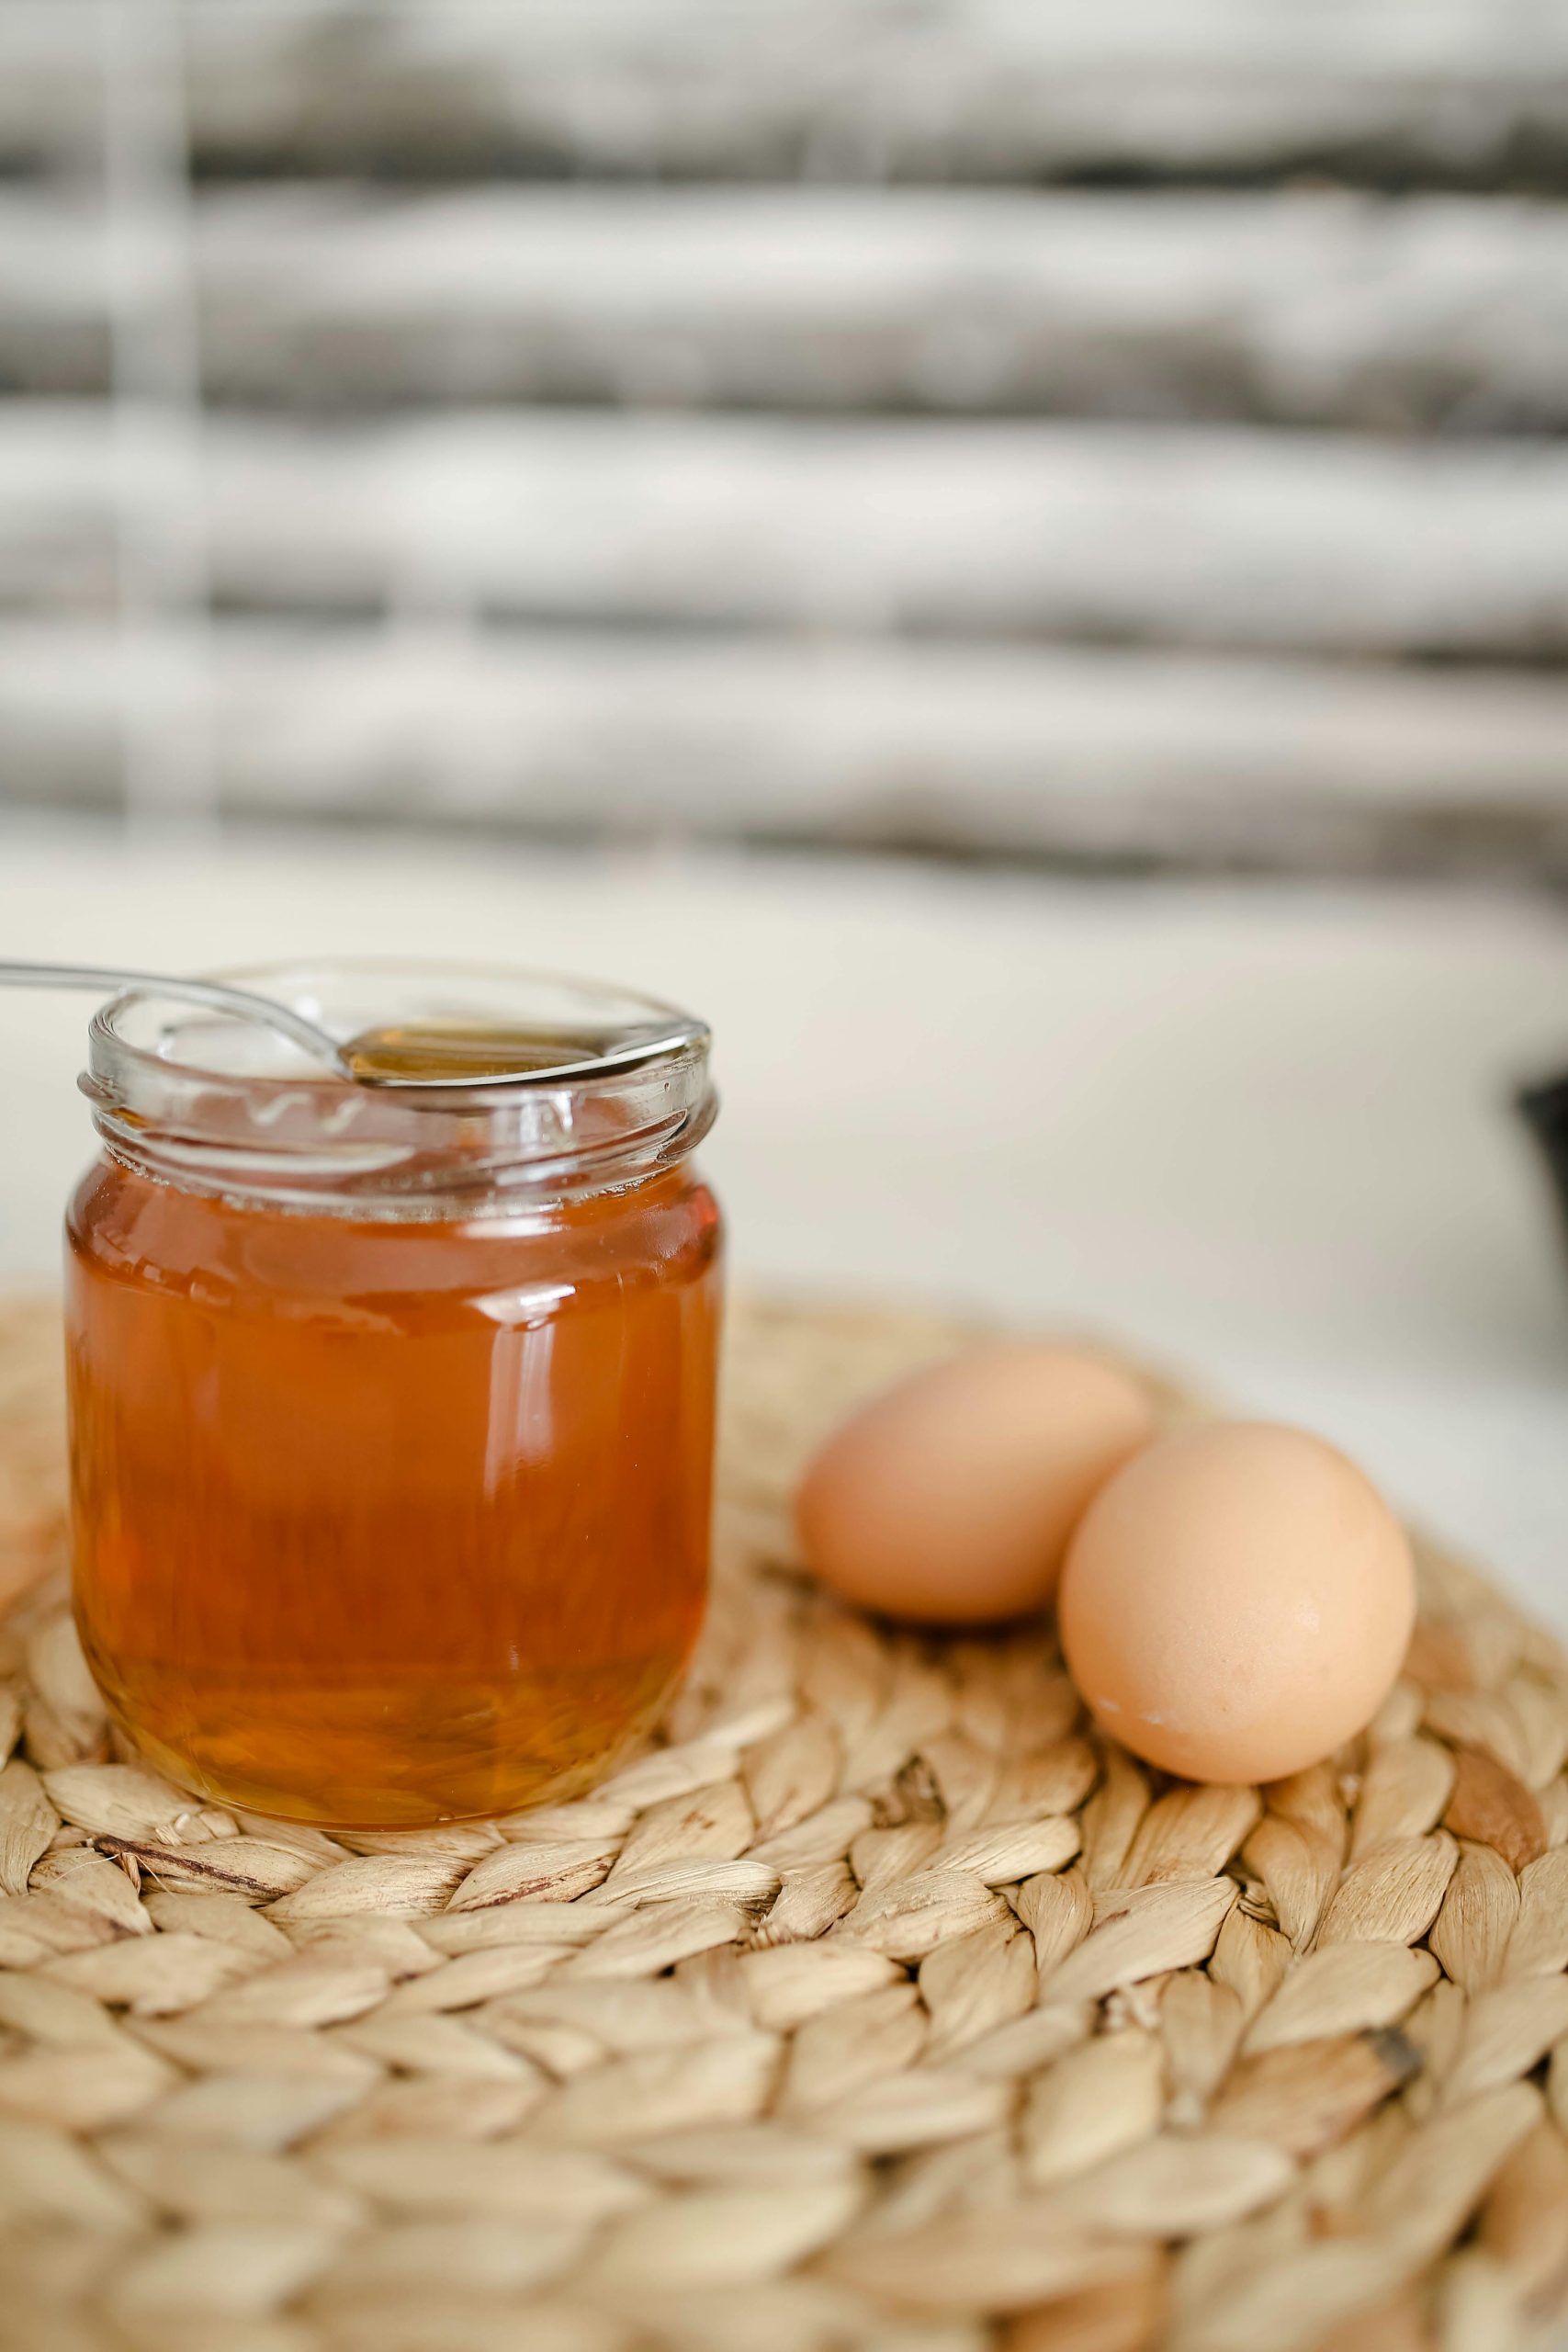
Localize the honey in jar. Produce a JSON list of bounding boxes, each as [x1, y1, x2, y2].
[[64, 964, 722, 1828]]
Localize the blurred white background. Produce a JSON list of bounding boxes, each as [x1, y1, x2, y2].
[[2, 3, 1567, 1626]]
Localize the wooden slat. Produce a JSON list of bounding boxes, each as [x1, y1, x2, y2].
[[4, 187, 1567, 432], [6, 403, 1568, 660], [4, 622, 1566, 878], [5, 0, 1567, 187]]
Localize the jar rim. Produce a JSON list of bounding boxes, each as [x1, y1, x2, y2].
[[83, 957, 716, 1215], [91, 956, 709, 1094]]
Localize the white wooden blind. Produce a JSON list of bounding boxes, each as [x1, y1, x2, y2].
[[7, 3, 1568, 183], [1, 0, 1565, 875], [4, 187, 1567, 430]]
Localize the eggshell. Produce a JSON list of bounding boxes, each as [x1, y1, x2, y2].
[[1058, 1419, 1416, 1784], [795, 1344, 1156, 1624]]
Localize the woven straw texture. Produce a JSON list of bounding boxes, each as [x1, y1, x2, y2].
[[1, 1292, 1567, 2352]]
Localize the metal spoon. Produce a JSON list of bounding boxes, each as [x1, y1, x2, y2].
[[0, 961, 355, 1079], [0, 960, 705, 1090]]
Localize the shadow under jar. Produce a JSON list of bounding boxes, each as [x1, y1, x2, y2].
[[65, 963, 722, 1829]]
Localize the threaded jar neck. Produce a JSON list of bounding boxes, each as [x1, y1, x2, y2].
[[82, 960, 715, 1217]]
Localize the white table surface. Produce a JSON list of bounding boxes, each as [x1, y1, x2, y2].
[[3, 811, 1566, 1634]]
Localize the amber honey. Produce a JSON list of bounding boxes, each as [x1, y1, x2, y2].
[[66, 970, 721, 1829], [341, 1018, 630, 1084]]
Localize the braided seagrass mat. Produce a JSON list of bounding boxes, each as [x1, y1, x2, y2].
[[1, 1292, 1567, 2352]]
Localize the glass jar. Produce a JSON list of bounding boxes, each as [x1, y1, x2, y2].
[[64, 962, 722, 1829]]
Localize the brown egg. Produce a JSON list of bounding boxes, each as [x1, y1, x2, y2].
[[795, 1344, 1156, 1624], [1058, 1420, 1415, 1784]]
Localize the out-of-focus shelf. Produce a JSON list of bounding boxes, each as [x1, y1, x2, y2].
[[4, 185, 1567, 431], [7, 404, 1568, 659], [6, 0, 1567, 185], [5, 621, 1568, 881]]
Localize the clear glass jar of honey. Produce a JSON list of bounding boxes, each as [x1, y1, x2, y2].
[[64, 963, 722, 1829]]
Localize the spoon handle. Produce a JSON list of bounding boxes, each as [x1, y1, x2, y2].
[[0, 962, 352, 1078]]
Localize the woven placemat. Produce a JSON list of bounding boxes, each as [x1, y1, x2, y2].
[[1, 1293, 1567, 2352]]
